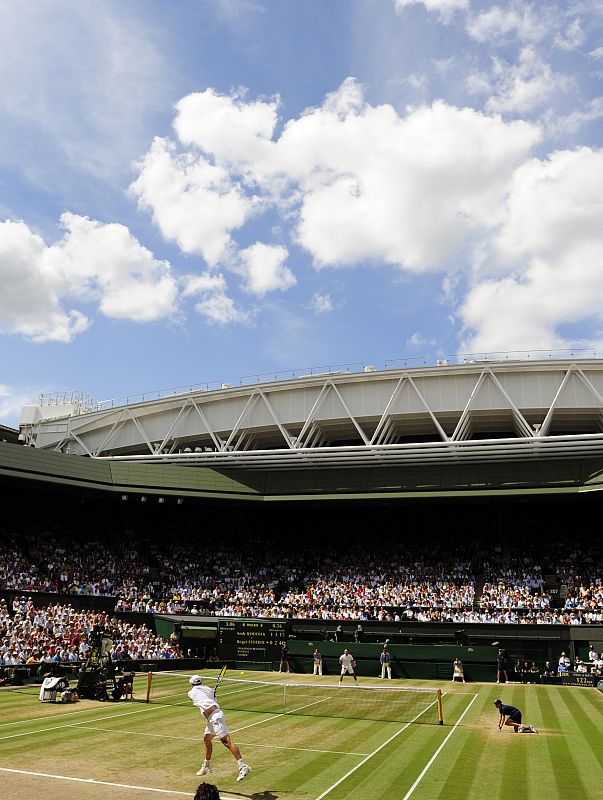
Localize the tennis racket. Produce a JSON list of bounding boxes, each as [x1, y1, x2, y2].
[[213, 665, 227, 697]]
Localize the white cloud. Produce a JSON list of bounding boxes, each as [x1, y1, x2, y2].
[[545, 97, 603, 136], [0, 384, 38, 426], [130, 137, 255, 266], [49, 214, 178, 322], [0, 220, 90, 342], [589, 46, 603, 59], [393, 0, 469, 23], [466, 4, 545, 44], [407, 332, 437, 347], [182, 272, 251, 325], [126, 78, 603, 354], [310, 292, 334, 314], [479, 48, 572, 115], [174, 89, 278, 169], [134, 79, 541, 275], [0, 213, 178, 342], [462, 148, 603, 351], [281, 88, 540, 269], [555, 18, 585, 51], [238, 243, 296, 296]]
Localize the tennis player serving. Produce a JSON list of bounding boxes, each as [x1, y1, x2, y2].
[[188, 675, 252, 781]]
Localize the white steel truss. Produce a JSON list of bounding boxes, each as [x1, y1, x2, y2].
[[18, 360, 603, 470]]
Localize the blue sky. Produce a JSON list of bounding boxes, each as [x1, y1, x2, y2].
[[1, 0, 603, 424]]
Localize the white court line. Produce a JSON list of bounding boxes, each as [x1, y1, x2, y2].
[[0, 691, 184, 729], [238, 740, 367, 757], [0, 675, 255, 730], [0, 680, 260, 739], [314, 698, 439, 800], [0, 690, 314, 741], [401, 694, 479, 800], [0, 697, 193, 742], [229, 695, 332, 734], [0, 767, 241, 799], [72, 724, 367, 756], [0, 704, 129, 729]]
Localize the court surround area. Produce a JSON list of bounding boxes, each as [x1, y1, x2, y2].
[[1, 669, 602, 800]]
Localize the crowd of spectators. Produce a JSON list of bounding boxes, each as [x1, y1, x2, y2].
[[0, 597, 180, 666], [1, 521, 602, 624], [0, 537, 150, 597], [479, 567, 551, 610]]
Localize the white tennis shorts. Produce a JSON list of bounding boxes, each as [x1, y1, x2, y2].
[[341, 665, 355, 675], [204, 710, 229, 739]]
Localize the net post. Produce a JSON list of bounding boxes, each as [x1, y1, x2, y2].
[[437, 688, 443, 725], [146, 671, 153, 704]]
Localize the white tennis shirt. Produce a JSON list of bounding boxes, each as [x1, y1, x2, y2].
[[188, 684, 220, 715], [339, 653, 354, 669]]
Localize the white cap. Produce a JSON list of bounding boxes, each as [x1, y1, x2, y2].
[[189, 675, 202, 685]]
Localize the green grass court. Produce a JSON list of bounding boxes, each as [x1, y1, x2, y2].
[[1, 670, 602, 800]]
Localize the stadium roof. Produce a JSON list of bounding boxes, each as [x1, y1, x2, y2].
[[17, 359, 603, 473], [3, 439, 603, 502], [0, 423, 19, 445]]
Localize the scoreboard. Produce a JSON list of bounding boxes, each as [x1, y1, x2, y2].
[[218, 619, 288, 662]]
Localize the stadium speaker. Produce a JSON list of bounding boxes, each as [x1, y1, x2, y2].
[[455, 630, 469, 646]]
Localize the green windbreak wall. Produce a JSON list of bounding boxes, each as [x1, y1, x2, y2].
[[287, 640, 546, 682]]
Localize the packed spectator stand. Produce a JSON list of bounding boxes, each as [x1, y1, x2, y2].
[[0, 597, 181, 667], [2, 524, 602, 624]]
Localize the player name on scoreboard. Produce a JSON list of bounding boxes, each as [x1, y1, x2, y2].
[[218, 619, 288, 662]]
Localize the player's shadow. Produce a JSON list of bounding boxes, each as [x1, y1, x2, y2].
[[228, 791, 279, 800]]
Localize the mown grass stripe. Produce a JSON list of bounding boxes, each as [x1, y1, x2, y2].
[[313, 696, 441, 799], [571, 687, 603, 713], [499, 719, 528, 800], [314, 722, 439, 800], [431, 691, 497, 800], [537, 687, 589, 797], [555, 689, 603, 770]]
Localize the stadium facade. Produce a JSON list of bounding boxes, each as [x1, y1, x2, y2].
[[10, 358, 603, 501], [2, 358, 603, 675]]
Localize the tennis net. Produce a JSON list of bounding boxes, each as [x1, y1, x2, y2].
[[147, 671, 443, 725]]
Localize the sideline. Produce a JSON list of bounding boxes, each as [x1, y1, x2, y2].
[[314, 697, 439, 800], [0, 674, 255, 729], [0, 681, 259, 739], [401, 693, 479, 800]]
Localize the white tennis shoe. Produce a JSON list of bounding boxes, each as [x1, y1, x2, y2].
[[196, 764, 212, 776], [237, 764, 252, 781]]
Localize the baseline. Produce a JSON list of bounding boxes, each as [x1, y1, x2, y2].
[[0, 767, 240, 799]]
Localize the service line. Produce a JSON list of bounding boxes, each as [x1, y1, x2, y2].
[[314, 697, 440, 800]]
